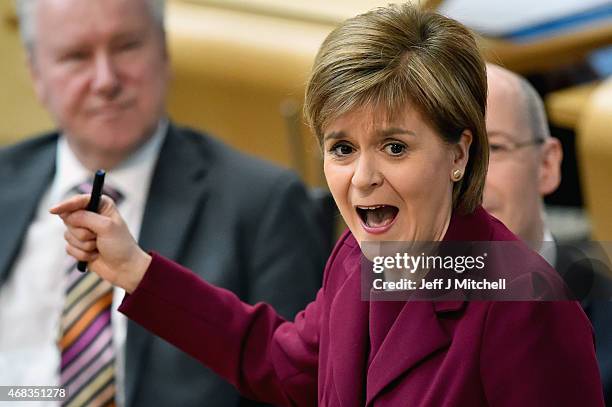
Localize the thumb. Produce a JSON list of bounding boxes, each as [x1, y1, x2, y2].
[[97, 195, 119, 217]]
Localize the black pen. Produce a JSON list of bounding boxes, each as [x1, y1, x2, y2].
[[77, 169, 105, 272]]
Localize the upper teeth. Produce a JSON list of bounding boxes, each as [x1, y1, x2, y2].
[[358, 205, 385, 210]]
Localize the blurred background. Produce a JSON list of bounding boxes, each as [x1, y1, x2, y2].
[[1, 0, 611, 240]]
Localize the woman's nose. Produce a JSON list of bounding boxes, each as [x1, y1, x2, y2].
[[351, 155, 383, 190]]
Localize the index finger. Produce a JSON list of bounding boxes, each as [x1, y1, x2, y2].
[[49, 194, 91, 215], [50, 195, 117, 218]]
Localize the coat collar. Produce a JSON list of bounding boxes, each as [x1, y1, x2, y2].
[[331, 207, 489, 406], [443, 205, 494, 242], [136, 123, 211, 258], [365, 301, 459, 406], [328, 269, 464, 407]]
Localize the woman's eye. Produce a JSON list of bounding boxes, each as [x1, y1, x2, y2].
[[330, 144, 354, 157], [384, 143, 406, 156]]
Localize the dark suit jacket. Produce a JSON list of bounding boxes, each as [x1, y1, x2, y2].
[[119, 206, 605, 406], [556, 243, 612, 404], [0, 124, 326, 406]]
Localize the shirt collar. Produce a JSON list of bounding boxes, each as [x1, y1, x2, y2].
[[53, 119, 168, 206], [538, 227, 557, 267]]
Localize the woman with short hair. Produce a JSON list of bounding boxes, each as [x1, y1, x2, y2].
[[52, 3, 604, 406]]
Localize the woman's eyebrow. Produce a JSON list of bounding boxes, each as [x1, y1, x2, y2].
[[323, 127, 417, 142], [323, 131, 346, 142], [377, 127, 417, 138]]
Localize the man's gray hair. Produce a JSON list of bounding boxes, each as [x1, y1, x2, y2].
[[15, 0, 166, 52]]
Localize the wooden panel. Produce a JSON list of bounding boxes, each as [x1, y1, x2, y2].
[[545, 82, 600, 129], [479, 23, 612, 75], [165, 1, 334, 184], [0, 1, 54, 145], [577, 78, 612, 240], [183, 0, 419, 25]]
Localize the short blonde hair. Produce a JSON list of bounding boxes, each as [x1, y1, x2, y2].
[[305, 3, 488, 214]]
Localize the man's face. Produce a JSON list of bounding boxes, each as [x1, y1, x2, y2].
[[483, 70, 560, 243], [29, 0, 170, 167]]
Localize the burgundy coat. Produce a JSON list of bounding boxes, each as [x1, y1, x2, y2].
[[120, 206, 604, 406]]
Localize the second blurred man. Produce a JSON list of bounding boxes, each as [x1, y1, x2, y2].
[[484, 63, 612, 402]]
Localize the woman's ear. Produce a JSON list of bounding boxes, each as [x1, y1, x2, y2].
[[452, 129, 472, 171]]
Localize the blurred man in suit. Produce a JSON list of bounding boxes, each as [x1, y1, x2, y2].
[[0, 0, 325, 406], [484, 63, 612, 402]]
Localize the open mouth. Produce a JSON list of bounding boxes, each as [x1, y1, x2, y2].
[[356, 205, 399, 231]]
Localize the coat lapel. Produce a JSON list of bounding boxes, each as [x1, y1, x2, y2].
[[0, 137, 56, 284], [365, 301, 461, 405], [137, 124, 211, 259], [328, 245, 370, 406], [364, 207, 484, 405], [124, 124, 212, 406]]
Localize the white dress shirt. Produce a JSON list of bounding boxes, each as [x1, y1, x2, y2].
[[0, 120, 167, 406], [538, 228, 557, 268]]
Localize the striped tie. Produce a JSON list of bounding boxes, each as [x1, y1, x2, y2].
[[59, 183, 123, 407]]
